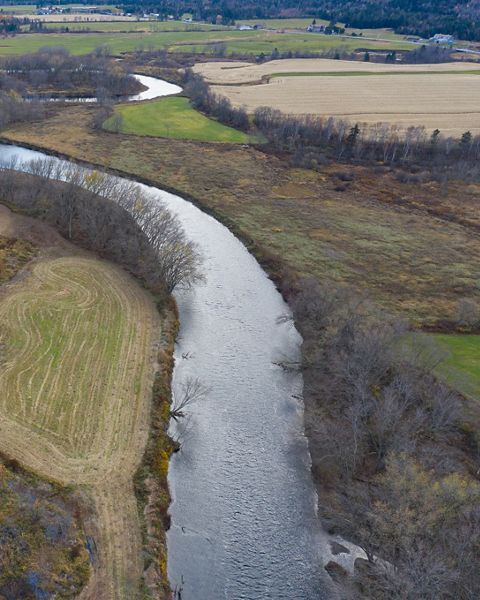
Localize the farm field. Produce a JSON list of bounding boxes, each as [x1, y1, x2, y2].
[[42, 19, 229, 31], [194, 58, 480, 83], [203, 60, 480, 136], [105, 96, 254, 142], [173, 32, 412, 55], [0, 29, 258, 55], [1, 3, 121, 14], [0, 207, 162, 600], [0, 28, 412, 55]]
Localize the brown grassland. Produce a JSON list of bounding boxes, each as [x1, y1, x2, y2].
[[3, 104, 480, 327], [194, 58, 480, 84], [193, 59, 480, 136], [0, 205, 164, 599]]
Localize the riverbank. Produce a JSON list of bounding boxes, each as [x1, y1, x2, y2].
[[0, 176, 178, 600], [2, 123, 479, 597], [4, 104, 480, 325]]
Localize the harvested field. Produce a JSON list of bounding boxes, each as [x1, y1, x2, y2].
[[0, 225, 162, 600], [194, 58, 480, 84], [197, 59, 480, 136]]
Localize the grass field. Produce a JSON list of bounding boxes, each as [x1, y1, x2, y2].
[[6, 105, 480, 329], [434, 334, 480, 400], [105, 96, 254, 142], [0, 28, 412, 55], [43, 19, 229, 31], [0, 245, 162, 599], [173, 32, 412, 55], [0, 3, 120, 13]]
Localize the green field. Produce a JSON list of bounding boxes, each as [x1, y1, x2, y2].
[[43, 19, 230, 32], [173, 33, 412, 56], [237, 18, 331, 29], [105, 96, 254, 142], [0, 2, 120, 12], [434, 334, 480, 400], [0, 28, 412, 55]]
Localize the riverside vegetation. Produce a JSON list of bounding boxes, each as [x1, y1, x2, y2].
[[1, 40, 480, 598], [0, 159, 201, 599]]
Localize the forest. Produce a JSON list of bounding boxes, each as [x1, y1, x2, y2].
[[116, 0, 480, 40]]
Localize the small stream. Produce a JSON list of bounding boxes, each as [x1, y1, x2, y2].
[[0, 77, 338, 598]]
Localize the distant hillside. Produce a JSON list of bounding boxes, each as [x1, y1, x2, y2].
[[118, 0, 480, 41]]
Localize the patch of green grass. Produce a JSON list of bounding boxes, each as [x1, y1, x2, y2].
[[44, 19, 229, 32], [434, 334, 480, 400], [0, 27, 412, 55], [105, 97, 255, 143], [174, 33, 412, 55]]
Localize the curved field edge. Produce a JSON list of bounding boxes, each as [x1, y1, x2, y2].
[[104, 96, 254, 143], [0, 253, 170, 599]]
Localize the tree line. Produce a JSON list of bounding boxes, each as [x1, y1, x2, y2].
[[0, 157, 202, 294], [116, 0, 480, 41], [1, 46, 142, 98], [182, 70, 480, 179], [284, 276, 480, 599]]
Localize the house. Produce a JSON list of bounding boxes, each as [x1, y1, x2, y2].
[[429, 33, 455, 44], [307, 24, 325, 33], [238, 24, 253, 31]]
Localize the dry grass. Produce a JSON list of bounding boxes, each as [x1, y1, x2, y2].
[[194, 58, 480, 84], [195, 59, 480, 136], [4, 104, 480, 327], [0, 206, 163, 599]]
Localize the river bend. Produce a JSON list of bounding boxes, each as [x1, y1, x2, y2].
[[0, 141, 331, 600]]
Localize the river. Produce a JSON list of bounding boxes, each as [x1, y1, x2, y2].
[[0, 103, 334, 598]]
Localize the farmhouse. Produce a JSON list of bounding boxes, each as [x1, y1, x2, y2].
[[430, 33, 455, 44], [307, 24, 325, 33]]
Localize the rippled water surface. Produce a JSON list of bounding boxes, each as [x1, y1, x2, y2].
[[0, 143, 331, 600]]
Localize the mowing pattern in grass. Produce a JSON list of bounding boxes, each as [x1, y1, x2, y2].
[[434, 334, 480, 400], [105, 96, 252, 143], [0, 256, 161, 600]]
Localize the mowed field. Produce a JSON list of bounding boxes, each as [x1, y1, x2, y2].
[[105, 96, 254, 142], [0, 228, 161, 600], [0, 28, 412, 55], [197, 59, 480, 136]]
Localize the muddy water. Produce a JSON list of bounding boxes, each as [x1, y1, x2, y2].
[[0, 143, 332, 600]]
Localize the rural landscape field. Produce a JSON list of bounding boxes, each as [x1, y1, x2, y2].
[[0, 0, 480, 599], [196, 59, 480, 135]]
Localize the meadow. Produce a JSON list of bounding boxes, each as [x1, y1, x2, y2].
[[105, 96, 254, 142], [0, 247, 162, 599], [42, 19, 230, 31], [6, 105, 480, 329], [0, 3, 120, 13], [0, 28, 413, 55]]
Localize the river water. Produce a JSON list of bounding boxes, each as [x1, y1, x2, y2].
[[0, 112, 333, 598]]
